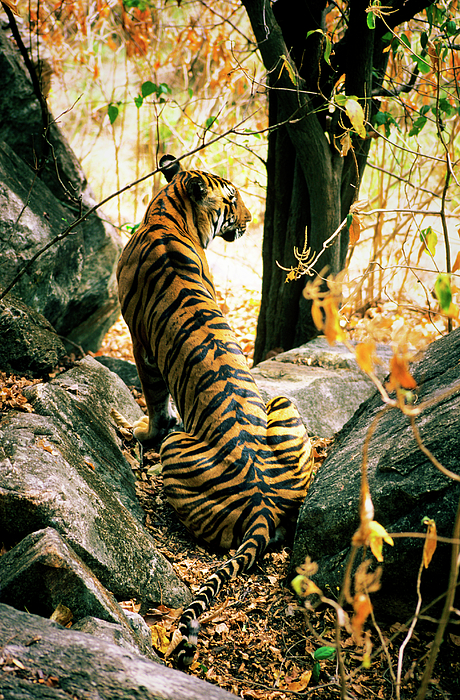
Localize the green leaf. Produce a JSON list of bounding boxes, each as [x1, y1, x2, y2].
[[434, 274, 452, 312], [414, 54, 431, 74], [419, 226, 437, 256], [367, 11, 376, 30], [438, 98, 455, 117], [312, 661, 321, 683], [141, 80, 157, 98], [400, 33, 411, 49], [205, 116, 218, 130], [444, 19, 457, 36], [291, 575, 304, 597], [134, 95, 143, 109], [306, 29, 332, 66], [409, 115, 427, 137], [374, 110, 399, 137], [313, 646, 337, 661], [108, 103, 119, 125], [420, 31, 429, 49], [158, 82, 171, 95]]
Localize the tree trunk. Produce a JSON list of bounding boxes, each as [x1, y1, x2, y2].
[[243, 0, 434, 365]]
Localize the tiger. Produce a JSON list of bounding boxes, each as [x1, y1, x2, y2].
[[117, 154, 314, 667]]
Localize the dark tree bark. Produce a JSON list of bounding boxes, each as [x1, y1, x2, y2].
[[241, 0, 435, 365]]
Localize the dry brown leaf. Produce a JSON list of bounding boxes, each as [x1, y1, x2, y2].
[[423, 518, 437, 568], [286, 669, 312, 691]]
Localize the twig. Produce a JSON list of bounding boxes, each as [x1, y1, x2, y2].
[[416, 493, 460, 699], [409, 415, 460, 483], [396, 558, 424, 699]]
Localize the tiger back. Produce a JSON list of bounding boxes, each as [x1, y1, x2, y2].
[[117, 155, 314, 667]]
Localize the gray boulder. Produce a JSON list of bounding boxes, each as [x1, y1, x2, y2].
[[0, 604, 237, 699], [291, 328, 460, 617], [0, 527, 159, 661], [0, 356, 190, 608], [0, 28, 122, 352], [252, 337, 394, 436], [0, 292, 66, 376]]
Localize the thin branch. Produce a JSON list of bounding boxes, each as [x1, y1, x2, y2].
[[416, 493, 460, 699], [0, 114, 257, 303]]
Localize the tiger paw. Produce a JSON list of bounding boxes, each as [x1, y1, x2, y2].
[[133, 415, 150, 441]]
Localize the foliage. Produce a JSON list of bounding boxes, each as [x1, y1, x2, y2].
[[18, 0, 267, 226], [1, 0, 460, 697]]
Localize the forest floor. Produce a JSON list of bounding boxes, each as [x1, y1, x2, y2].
[[96, 286, 459, 700]]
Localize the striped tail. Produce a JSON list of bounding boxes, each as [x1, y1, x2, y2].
[[176, 517, 271, 667]]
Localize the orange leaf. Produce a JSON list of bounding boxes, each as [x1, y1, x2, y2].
[[349, 215, 362, 245], [423, 518, 437, 568], [452, 250, 460, 273], [355, 342, 376, 375], [388, 354, 416, 390], [323, 297, 345, 346], [311, 300, 324, 331], [351, 593, 373, 643]]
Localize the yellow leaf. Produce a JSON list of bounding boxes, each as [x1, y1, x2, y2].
[[279, 54, 297, 85], [345, 98, 366, 138], [292, 574, 322, 597], [369, 520, 394, 562], [446, 302, 459, 319], [323, 297, 345, 345], [423, 518, 437, 568], [355, 342, 376, 375], [150, 624, 170, 654]]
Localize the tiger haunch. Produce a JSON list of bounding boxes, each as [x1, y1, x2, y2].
[[117, 155, 314, 667]]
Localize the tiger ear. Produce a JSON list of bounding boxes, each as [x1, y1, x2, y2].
[[159, 154, 183, 182], [186, 175, 207, 204]]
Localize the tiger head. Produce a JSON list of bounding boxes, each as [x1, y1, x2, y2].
[[160, 154, 251, 249]]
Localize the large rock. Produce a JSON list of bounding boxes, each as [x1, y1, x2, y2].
[[252, 337, 394, 436], [0, 292, 66, 376], [0, 604, 237, 699], [0, 527, 159, 661], [0, 28, 122, 351], [0, 356, 190, 608], [291, 329, 460, 617]]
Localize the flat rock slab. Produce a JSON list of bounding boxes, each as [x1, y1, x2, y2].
[[0, 356, 190, 608], [0, 527, 158, 661], [252, 338, 394, 437], [0, 604, 237, 700]]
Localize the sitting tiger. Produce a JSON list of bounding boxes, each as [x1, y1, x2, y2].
[[117, 155, 314, 667]]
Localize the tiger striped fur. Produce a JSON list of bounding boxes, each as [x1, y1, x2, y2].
[[117, 155, 314, 667]]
